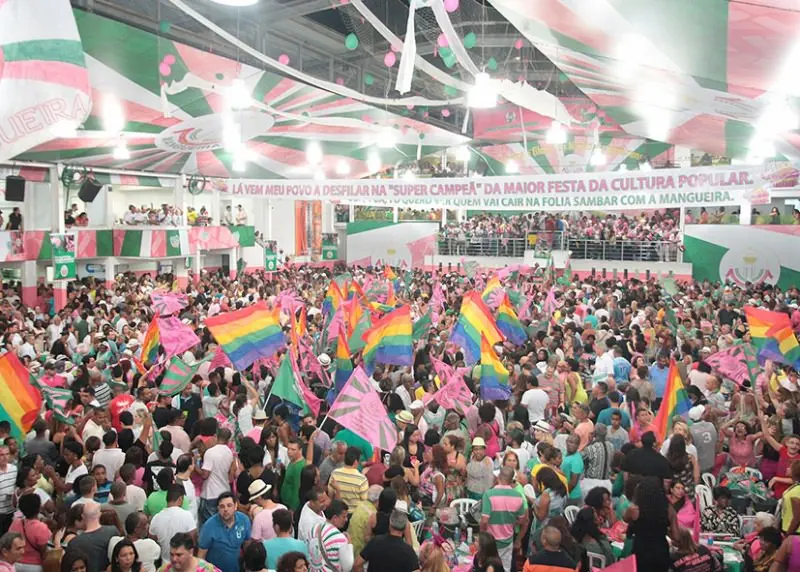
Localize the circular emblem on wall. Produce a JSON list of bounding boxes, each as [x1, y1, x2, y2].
[[155, 111, 275, 152], [719, 246, 780, 287]]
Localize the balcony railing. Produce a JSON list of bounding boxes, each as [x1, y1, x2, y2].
[[437, 231, 681, 262]]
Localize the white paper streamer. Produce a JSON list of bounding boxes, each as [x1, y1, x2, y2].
[[429, 0, 481, 76], [395, 0, 419, 94], [165, 0, 465, 108]]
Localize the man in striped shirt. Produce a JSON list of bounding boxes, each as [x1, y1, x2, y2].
[[328, 447, 368, 514], [306, 499, 353, 572], [0, 445, 17, 535], [480, 467, 527, 572]]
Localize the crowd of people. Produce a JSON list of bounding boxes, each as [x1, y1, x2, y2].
[[437, 211, 682, 261], [120, 206, 186, 227], [0, 263, 798, 572]]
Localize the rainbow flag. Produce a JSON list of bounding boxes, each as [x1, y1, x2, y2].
[[496, 294, 527, 346], [744, 306, 800, 368], [384, 265, 398, 280], [481, 276, 502, 301], [205, 302, 285, 371], [329, 328, 353, 404], [0, 353, 43, 439], [322, 281, 344, 318], [386, 281, 397, 307], [295, 307, 308, 338], [362, 305, 413, 374], [652, 359, 692, 441], [342, 297, 364, 339], [451, 291, 505, 364], [141, 318, 160, 366], [349, 280, 367, 302], [479, 334, 511, 400]]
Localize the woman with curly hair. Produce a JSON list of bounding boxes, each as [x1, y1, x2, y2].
[[665, 434, 698, 499], [418, 444, 447, 510], [276, 552, 308, 572]]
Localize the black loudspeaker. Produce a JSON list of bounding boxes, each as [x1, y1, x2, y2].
[[4, 176, 25, 202], [78, 177, 103, 202]]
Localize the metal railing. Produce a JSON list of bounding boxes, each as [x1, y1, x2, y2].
[[437, 231, 680, 262]]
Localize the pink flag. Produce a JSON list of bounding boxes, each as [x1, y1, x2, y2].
[[519, 295, 534, 321], [209, 346, 231, 371], [150, 292, 188, 316], [300, 338, 331, 387], [328, 367, 397, 451], [592, 556, 636, 572], [704, 345, 752, 386], [289, 356, 322, 417], [543, 286, 558, 317], [430, 282, 444, 323], [157, 316, 201, 358], [424, 372, 473, 414]]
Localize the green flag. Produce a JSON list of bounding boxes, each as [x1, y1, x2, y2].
[[348, 310, 372, 352], [271, 355, 311, 414], [412, 311, 432, 342], [660, 277, 679, 298], [159, 356, 210, 396], [664, 305, 679, 334]]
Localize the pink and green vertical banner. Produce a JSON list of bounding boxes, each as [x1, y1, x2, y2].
[[50, 233, 76, 280], [0, 0, 91, 161], [114, 229, 189, 258]]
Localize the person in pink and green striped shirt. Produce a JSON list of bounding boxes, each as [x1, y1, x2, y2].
[[480, 467, 528, 572]]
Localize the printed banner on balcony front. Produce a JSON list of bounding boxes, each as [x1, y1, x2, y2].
[[221, 163, 797, 212], [50, 233, 76, 280]]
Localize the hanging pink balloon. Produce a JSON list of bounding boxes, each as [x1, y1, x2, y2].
[[163, 54, 176, 65], [423, 112, 429, 118], [384, 51, 397, 67], [361, 114, 372, 122], [514, 38, 524, 50], [278, 54, 290, 65], [441, 109, 450, 117], [406, 104, 415, 110], [437, 33, 449, 48], [159, 63, 171, 76], [444, 0, 459, 13], [336, 77, 344, 85]]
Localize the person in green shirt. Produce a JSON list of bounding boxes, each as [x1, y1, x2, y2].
[[561, 434, 584, 503], [280, 438, 307, 511], [144, 469, 190, 516]]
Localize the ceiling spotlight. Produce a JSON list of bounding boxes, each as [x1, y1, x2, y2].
[[546, 121, 567, 145], [336, 160, 351, 176], [223, 121, 242, 152], [590, 148, 607, 167], [306, 141, 323, 165], [367, 151, 382, 173], [113, 141, 130, 161], [313, 170, 326, 181], [226, 78, 252, 110], [210, 0, 259, 5], [102, 95, 125, 134], [232, 154, 247, 173], [454, 146, 471, 162], [377, 126, 397, 149], [468, 72, 498, 109], [505, 159, 519, 174]]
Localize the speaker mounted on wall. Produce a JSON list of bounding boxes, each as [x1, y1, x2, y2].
[[78, 176, 103, 203], [4, 176, 25, 202]]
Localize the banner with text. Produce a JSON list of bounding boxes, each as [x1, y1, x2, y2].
[[50, 233, 76, 280], [222, 164, 796, 212]]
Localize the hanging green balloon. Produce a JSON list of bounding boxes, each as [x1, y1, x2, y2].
[[486, 57, 498, 71], [444, 85, 459, 97], [439, 47, 452, 58], [159, 20, 171, 33], [443, 53, 457, 68], [364, 73, 374, 86], [345, 33, 359, 50], [463, 32, 477, 49]]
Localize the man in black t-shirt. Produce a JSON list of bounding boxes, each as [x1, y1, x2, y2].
[[7, 208, 21, 230], [355, 510, 419, 572], [527, 526, 578, 571], [621, 431, 672, 480]]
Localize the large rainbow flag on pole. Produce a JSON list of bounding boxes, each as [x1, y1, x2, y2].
[[652, 359, 692, 441], [496, 294, 527, 346], [141, 318, 160, 366], [479, 333, 511, 400], [361, 305, 413, 374], [329, 328, 353, 405], [451, 291, 505, 364], [744, 306, 800, 368], [0, 353, 43, 439], [322, 281, 344, 318], [205, 302, 285, 370]]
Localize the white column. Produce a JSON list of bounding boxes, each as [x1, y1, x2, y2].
[[267, 199, 273, 240], [322, 202, 334, 233], [227, 247, 238, 279], [173, 175, 187, 226], [349, 204, 355, 222], [740, 199, 753, 225], [21, 260, 37, 307], [393, 206, 399, 223], [103, 258, 116, 289], [210, 189, 221, 226], [51, 166, 67, 311], [441, 208, 447, 224], [192, 251, 202, 284]]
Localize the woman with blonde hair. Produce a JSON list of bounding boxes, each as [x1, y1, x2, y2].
[[419, 536, 454, 572]]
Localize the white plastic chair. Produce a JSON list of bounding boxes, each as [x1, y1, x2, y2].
[[411, 519, 425, 540], [564, 505, 580, 525], [587, 552, 606, 569], [450, 498, 478, 524], [701, 472, 716, 489], [695, 484, 713, 513]]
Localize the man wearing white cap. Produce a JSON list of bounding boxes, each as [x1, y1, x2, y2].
[[410, 400, 428, 435], [688, 405, 718, 474]]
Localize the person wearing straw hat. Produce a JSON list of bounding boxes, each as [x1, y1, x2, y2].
[[249, 479, 285, 541]]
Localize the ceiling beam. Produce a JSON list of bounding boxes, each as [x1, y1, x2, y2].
[[262, 0, 334, 27]]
